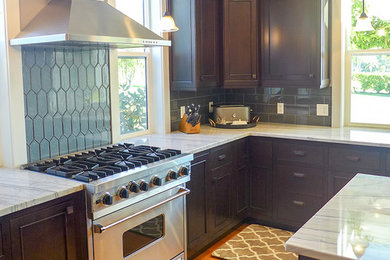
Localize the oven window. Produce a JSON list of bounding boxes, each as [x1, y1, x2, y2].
[[123, 214, 164, 257]]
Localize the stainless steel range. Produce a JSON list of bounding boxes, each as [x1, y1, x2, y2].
[[24, 143, 193, 260]]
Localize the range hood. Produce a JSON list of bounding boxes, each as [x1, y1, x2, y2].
[[10, 0, 171, 48]]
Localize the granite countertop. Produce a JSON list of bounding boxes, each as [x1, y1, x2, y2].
[[285, 174, 390, 260], [0, 168, 84, 217], [3, 122, 390, 218], [122, 123, 390, 154]]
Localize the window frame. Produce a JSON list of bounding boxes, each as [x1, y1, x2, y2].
[[110, 0, 159, 141], [344, 0, 390, 128], [112, 51, 152, 140]]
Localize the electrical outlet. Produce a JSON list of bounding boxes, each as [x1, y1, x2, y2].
[[316, 104, 329, 116], [209, 101, 214, 113], [277, 103, 284, 114], [180, 106, 186, 118]]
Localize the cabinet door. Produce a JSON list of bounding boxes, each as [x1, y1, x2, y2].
[[250, 166, 273, 218], [234, 163, 250, 217], [197, 0, 221, 88], [170, 0, 221, 91], [10, 199, 83, 260], [223, 0, 259, 88], [260, 0, 321, 88], [207, 163, 233, 234], [187, 152, 208, 257], [0, 220, 10, 260], [170, 0, 196, 90]]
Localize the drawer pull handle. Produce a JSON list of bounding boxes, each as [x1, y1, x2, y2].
[[66, 206, 74, 215], [293, 172, 305, 178], [218, 154, 227, 161], [213, 175, 226, 182], [292, 200, 305, 206], [293, 150, 306, 156], [346, 156, 360, 162]]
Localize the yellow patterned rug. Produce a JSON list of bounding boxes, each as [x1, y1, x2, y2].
[[211, 224, 298, 260]]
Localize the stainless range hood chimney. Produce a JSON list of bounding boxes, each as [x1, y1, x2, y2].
[[10, 0, 171, 48]]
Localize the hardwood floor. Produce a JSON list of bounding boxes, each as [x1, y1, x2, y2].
[[193, 224, 249, 260]]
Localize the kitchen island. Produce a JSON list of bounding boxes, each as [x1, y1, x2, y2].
[[285, 174, 390, 260]]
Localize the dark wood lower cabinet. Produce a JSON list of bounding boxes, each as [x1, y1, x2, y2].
[[234, 163, 250, 218], [0, 223, 3, 260], [187, 140, 249, 259], [0, 221, 10, 260], [187, 152, 209, 258], [1, 191, 87, 260], [187, 137, 389, 257], [207, 163, 233, 234], [250, 166, 273, 219], [327, 171, 358, 199]]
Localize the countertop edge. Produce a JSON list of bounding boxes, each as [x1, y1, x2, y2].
[[285, 242, 355, 260], [0, 184, 84, 218]]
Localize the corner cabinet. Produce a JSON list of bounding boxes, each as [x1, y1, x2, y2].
[[1, 191, 87, 260], [170, 0, 221, 91], [222, 0, 260, 88], [260, 0, 321, 88], [187, 140, 249, 259]]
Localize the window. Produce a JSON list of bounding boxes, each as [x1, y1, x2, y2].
[[113, 0, 152, 138], [345, 0, 390, 126], [116, 0, 146, 26], [118, 54, 149, 135]]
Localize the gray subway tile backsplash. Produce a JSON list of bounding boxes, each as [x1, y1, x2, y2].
[[170, 86, 332, 130], [22, 47, 111, 163]]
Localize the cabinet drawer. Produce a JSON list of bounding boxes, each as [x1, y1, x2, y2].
[[277, 192, 323, 225], [249, 138, 273, 167], [210, 144, 232, 169], [277, 142, 324, 165], [329, 147, 380, 170], [276, 165, 323, 196]]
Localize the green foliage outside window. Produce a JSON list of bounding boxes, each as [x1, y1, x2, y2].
[[350, 0, 390, 94], [351, 0, 390, 50], [118, 57, 148, 135]]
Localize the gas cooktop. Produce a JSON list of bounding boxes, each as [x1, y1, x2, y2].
[[24, 143, 193, 219], [24, 143, 182, 183]]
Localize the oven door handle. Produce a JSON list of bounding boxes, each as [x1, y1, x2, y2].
[[93, 187, 190, 234]]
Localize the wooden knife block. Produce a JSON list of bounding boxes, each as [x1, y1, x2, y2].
[[179, 114, 200, 134]]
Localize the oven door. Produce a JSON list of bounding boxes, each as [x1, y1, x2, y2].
[[93, 186, 189, 260]]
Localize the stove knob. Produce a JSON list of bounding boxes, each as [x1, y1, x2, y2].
[[139, 180, 149, 191], [102, 193, 113, 205], [151, 176, 162, 186], [166, 170, 178, 181], [178, 166, 189, 176], [128, 182, 140, 193], [117, 187, 129, 199]]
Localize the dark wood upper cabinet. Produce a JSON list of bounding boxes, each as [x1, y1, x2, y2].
[[260, 0, 321, 88], [222, 0, 259, 88], [170, 0, 221, 91]]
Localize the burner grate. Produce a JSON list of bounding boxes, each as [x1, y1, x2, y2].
[[25, 144, 182, 182]]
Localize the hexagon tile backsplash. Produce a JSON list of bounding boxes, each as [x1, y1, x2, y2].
[[22, 47, 112, 163]]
